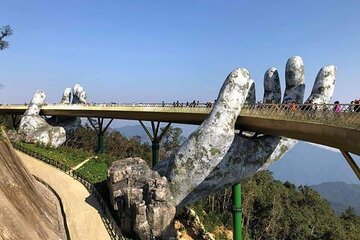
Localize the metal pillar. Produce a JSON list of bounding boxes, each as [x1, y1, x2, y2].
[[232, 183, 242, 240], [139, 120, 171, 167], [340, 150, 360, 180], [87, 117, 113, 154]]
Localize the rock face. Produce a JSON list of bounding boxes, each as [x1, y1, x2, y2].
[[0, 131, 65, 239], [18, 91, 66, 148], [108, 158, 176, 239]]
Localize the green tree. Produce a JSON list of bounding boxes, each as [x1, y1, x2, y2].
[[340, 207, 360, 239]]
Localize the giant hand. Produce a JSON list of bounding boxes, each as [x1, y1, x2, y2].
[[18, 91, 66, 148], [156, 56, 336, 207], [108, 56, 336, 238]]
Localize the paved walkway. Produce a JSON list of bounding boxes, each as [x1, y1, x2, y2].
[[16, 150, 111, 240]]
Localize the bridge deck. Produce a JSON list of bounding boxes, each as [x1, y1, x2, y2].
[[0, 104, 359, 155]]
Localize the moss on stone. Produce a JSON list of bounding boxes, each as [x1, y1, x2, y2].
[[210, 147, 221, 156]]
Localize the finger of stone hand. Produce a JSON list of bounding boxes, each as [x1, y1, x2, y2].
[[263, 68, 281, 104], [245, 79, 256, 104], [72, 84, 88, 104], [60, 88, 71, 104], [283, 56, 305, 104], [167, 68, 251, 206], [305, 65, 336, 104], [205, 68, 251, 129], [24, 90, 46, 116]]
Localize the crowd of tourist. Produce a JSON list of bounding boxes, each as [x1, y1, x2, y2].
[[170, 100, 215, 108], [10, 98, 360, 113]]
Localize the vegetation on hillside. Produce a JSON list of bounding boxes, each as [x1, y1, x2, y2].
[[193, 171, 360, 239]]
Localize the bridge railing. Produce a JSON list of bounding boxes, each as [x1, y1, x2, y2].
[[241, 103, 360, 130]]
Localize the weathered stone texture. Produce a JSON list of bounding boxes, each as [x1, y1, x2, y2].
[[72, 84, 87, 104], [60, 87, 71, 104], [263, 67, 281, 103], [283, 56, 305, 103], [108, 158, 176, 239]]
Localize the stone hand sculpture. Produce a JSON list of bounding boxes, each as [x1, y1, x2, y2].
[[168, 56, 336, 207], [71, 84, 88, 104], [18, 90, 66, 148], [48, 84, 88, 132], [109, 56, 336, 239]]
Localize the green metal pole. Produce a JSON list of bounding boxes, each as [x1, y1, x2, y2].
[[97, 132, 104, 154], [152, 140, 159, 167], [233, 183, 242, 240]]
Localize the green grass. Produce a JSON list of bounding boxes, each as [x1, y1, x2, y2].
[[19, 142, 92, 167], [76, 159, 109, 184], [17, 142, 120, 184], [76, 154, 119, 184]]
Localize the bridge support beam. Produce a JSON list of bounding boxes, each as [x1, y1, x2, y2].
[[340, 151, 360, 180], [139, 120, 171, 167], [87, 117, 113, 154], [233, 183, 242, 240]]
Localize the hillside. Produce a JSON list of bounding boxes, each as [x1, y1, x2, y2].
[[311, 182, 360, 215], [0, 131, 65, 239]]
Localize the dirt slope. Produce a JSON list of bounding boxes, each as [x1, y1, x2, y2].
[[0, 132, 64, 240]]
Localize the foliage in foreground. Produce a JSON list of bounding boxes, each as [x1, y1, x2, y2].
[[193, 171, 360, 240]]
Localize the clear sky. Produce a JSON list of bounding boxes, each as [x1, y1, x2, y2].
[[1, 0, 359, 105]]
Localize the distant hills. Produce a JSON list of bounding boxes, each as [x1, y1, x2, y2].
[[310, 182, 360, 215], [114, 125, 149, 142]]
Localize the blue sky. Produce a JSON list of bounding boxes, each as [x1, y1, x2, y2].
[[1, 0, 359, 105]]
